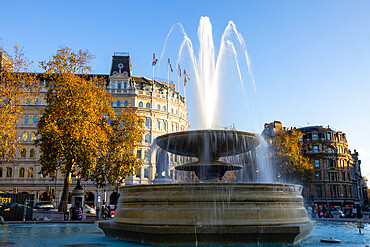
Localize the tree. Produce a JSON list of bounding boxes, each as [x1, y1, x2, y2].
[[92, 107, 145, 189], [36, 46, 115, 211], [271, 130, 314, 185], [0, 45, 38, 160]]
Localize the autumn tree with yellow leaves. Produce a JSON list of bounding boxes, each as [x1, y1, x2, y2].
[[36, 46, 144, 211], [271, 130, 314, 185], [0, 45, 38, 160], [93, 107, 145, 189]]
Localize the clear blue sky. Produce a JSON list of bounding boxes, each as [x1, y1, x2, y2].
[[1, 0, 370, 179]]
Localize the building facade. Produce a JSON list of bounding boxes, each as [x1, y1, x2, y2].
[[0, 53, 190, 207], [262, 121, 366, 208]]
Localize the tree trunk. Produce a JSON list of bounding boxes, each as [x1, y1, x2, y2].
[[58, 172, 71, 212]]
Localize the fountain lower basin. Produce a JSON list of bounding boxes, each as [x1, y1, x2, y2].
[[99, 182, 314, 245]]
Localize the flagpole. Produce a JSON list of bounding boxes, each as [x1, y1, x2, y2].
[[167, 61, 169, 134]]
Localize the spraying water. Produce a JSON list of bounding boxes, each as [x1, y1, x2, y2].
[[159, 16, 256, 129]]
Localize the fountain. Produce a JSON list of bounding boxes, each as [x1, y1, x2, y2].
[[99, 17, 314, 245]]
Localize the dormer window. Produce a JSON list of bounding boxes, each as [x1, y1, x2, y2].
[[312, 133, 318, 141], [118, 63, 124, 69], [113, 71, 117, 75]]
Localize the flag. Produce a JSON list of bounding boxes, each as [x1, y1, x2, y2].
[[168, 58, 173, 72], [184, 69, 190, 81], [152, 53, 158, 66], [178, 64, 181, 77], [184, 74, 187, 86]]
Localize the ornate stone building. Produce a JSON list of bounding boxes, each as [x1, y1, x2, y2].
[[262, 121, 366, 208], [0, 52, 190, 207]]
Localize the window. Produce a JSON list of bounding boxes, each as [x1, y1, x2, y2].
[[28, 167, 33, 178], [156, 120, 160, 129], [327, 133, 331, 140], [19, 167, 25, 177], [117, 101, 121, 107], [171, 108, 174, 114], [315, 172, 321, 180], [326, 147, 334, 153], [22, 132, 28, 141], [25, 116, 29, 124], [327, 159, 334, 168], [111, 82, 115, 89], [110, 101, 114, 107], [124, 82, 127, 89], [118, 83, 122, 89], [136, 168, 141, 178], [137, 149, 142, 158], [33, 116, 37, 124], [138, 102, 143, 107], [31, 132, 36, 141], [156, 104, 160, 110], [124, 101, 129, 107], [145, 119, 150, 128], [312, 133, 318, 141], [145, 102, 150, 108], [162, 106, 166, 111], [344, 186, 347, 197], [26, 100, 31, 105], [21, 149, 26, 158], [6, 167, 12, 177], [144, 167, 149, 178], [0, 167, 2, 177], [35, 99, 39, 105], [317, 186, 322, 198], [144, 150, 150, 161], [30, 149, 35, 158], [162, 121, 166, 131], [144, 134, 150, 143], [342, 172, 346, 181], [313, 146, 318, 153], [314, 160, 320, 168]]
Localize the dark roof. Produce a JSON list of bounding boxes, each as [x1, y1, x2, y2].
[[298, 126, 333, 133]]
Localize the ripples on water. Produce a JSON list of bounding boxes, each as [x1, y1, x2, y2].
[[0, 222, 368, 246]]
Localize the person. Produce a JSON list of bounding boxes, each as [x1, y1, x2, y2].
[[322, 206, 327, 218], [71, 205, 77, 220], [103, 205, 109, 220], [352, 205, 357, 218], [76, 204, 83, 220]]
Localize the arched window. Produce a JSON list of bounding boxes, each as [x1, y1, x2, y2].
[[30, 149, 35, 158], [124, 101, 129, 107], [156, 104, 160, 110], [145, 102, 150, 108], [326, 147, 334, 153], [31, 132, 37, 141], [117, 101, 121, 107], [22, 132, 28, 141], [124, 82, 127, 89], [33, 116, 37, 124], [28, 167, 34, 178], [162, 121, 166, 131], [138, 102, 143, 108], [145, 119, 150, 127], [19, 167, 25, 177], [26, 100, 31, 105], [111, 82, 115, 89], [156, 120, 161, 129], [25, 116, 29, 124], [144, 134, 150, 143], [110, 101, 114, 107], [118, 82, 122, 89], [35, 99, 39, 105], [162, 106, 166, 111], [6, 167, 12, 177], [21, 149, 26, 158]]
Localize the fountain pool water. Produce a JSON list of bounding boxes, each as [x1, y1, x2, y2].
[[1, 222, 369, 246]]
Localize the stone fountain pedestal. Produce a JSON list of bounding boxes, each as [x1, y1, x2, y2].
[[99, 183, 315, 245]]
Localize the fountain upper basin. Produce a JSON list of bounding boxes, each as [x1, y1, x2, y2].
[[155, 129, 260, 158]]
